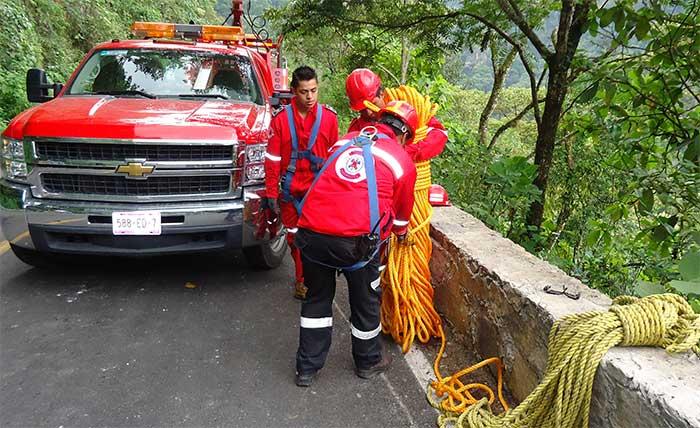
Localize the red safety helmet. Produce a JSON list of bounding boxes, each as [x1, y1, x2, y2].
[[428, 184, 451, 206], [378, 100, 418, 138], [346, 68, 382, 111]]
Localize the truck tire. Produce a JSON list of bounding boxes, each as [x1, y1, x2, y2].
[[9, 244, 58, 268], [243, 232, 287, 270]]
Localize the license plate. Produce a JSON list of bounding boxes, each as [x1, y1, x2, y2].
[[112, 211, 162, 236]]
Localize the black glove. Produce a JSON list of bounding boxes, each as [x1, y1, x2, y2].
[[262, 197, 280, 217]]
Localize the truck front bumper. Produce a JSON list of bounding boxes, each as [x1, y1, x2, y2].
[[0, 179, 279, 256]]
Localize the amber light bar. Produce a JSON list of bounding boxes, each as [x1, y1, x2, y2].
[[131, 22, 245, 42]]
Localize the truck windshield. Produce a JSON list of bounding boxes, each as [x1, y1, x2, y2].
[[67, 49, 263, 104]]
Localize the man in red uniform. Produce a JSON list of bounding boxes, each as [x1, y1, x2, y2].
[[264, 66, 339, 300], [292, 101, 418, 387], [345, 68, 449, 163]]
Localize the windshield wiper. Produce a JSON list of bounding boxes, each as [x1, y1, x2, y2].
[[176, 94, 229, 100], [93, 90, 156, 99]]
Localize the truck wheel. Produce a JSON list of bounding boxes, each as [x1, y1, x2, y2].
[[9, 244, 57, 268], [243, 232, 287, 270]]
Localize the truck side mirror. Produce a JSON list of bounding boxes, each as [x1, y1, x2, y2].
[[269, 91, 294, 108], [26, 68, 62, 103]]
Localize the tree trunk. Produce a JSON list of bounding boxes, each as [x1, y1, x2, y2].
[[478, 47, 517, 146], [400, 36, 410, 84], [525, 63, 568, 230]]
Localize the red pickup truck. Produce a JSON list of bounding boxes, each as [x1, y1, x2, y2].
[[0, 21, 289, 269]]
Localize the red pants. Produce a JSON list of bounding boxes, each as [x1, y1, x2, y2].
[[280, 201, 303, 284]]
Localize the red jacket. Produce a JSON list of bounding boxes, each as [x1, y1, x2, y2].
[[348, 115, 448, 162], [298, 124, 417, 239], [265, 101, 339, 199]]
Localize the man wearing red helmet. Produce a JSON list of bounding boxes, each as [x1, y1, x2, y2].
[[291, 101, 418, 387], [345, 68, 449, 163], [264, 66, 339, 300], [345, 68, 387, 132]]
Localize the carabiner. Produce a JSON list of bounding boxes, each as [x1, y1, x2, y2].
[[359, 125, 379, 140]]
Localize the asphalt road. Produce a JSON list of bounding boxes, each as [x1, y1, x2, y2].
[[0, 246, 438, 428]]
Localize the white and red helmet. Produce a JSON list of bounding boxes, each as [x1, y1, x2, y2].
[[428, 184, 451, 206]]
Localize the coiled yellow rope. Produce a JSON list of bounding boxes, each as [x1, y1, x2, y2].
[[380, 85, 441, 352], [376, 85, 510, 414], [431, 293, 700, 428]]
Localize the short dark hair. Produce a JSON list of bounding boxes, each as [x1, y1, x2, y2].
[[291, 66, 317, 88]]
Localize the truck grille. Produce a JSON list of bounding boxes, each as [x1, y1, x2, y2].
[[36, 141, 234, 162], [41, 174, 231, 197]]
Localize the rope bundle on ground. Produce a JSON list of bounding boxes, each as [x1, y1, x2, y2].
[[430, 293, 700, 428]]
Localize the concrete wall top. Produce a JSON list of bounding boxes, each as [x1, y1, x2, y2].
[[429, 205, 700, 427]]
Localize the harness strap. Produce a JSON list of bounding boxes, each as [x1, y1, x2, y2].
[[300, 236, 389, 273], [363, 140, 379, 236], [281, 104, 325, 210]]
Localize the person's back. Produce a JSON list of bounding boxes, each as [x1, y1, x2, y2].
[[297, 126, 416, 240]]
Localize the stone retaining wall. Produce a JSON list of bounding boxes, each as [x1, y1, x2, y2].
[[429, 206, 700, 427]]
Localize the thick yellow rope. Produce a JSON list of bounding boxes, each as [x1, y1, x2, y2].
[[377, 85, 510, 413], [380, 85, 441, 352], [430, 293, 700, 428]]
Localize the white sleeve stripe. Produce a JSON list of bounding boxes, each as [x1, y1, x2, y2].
[[300, 316, 333, 329], [330, 139, 352, 151], [265, 153, 282, 161], [370, 278, 381, 290], [428, 127, 448, 136], [351, 323, 382, 340], [378, 265, 386, 272], [287, 228, 298, 234], [371, 146, 404, 179], [393, 219, 409, 226]]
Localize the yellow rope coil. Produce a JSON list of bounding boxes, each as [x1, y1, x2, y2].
[[431, 293, 700, 428], [380, 85, 510, 415], [381, 85, 441, 352]]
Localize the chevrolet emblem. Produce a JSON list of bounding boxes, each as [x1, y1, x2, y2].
[[116, 162, 154, 178]]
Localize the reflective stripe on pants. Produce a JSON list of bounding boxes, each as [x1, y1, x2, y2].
[[295, 229, 383, 374]]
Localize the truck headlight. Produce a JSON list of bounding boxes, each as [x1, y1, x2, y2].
[[0, 137, 28, 182], [245, 164, 265, 181], [246, 144, 266, 163], [243, 143, 266, 185], [2, 137, 25, 159]]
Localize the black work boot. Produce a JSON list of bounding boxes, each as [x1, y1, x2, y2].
[[355, 353, 393, 379], [295, 370, 316, 387]]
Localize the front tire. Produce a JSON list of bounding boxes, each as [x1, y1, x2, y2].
[[242, 232, 287, 270]]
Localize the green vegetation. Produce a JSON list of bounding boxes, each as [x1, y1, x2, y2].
[[1, 1, 697, 310]]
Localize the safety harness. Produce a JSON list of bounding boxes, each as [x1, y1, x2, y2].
[[280, 104, 325, 214], [299, 127, 390, 272]]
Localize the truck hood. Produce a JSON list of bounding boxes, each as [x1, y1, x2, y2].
[[6, 96, 268, 142]]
